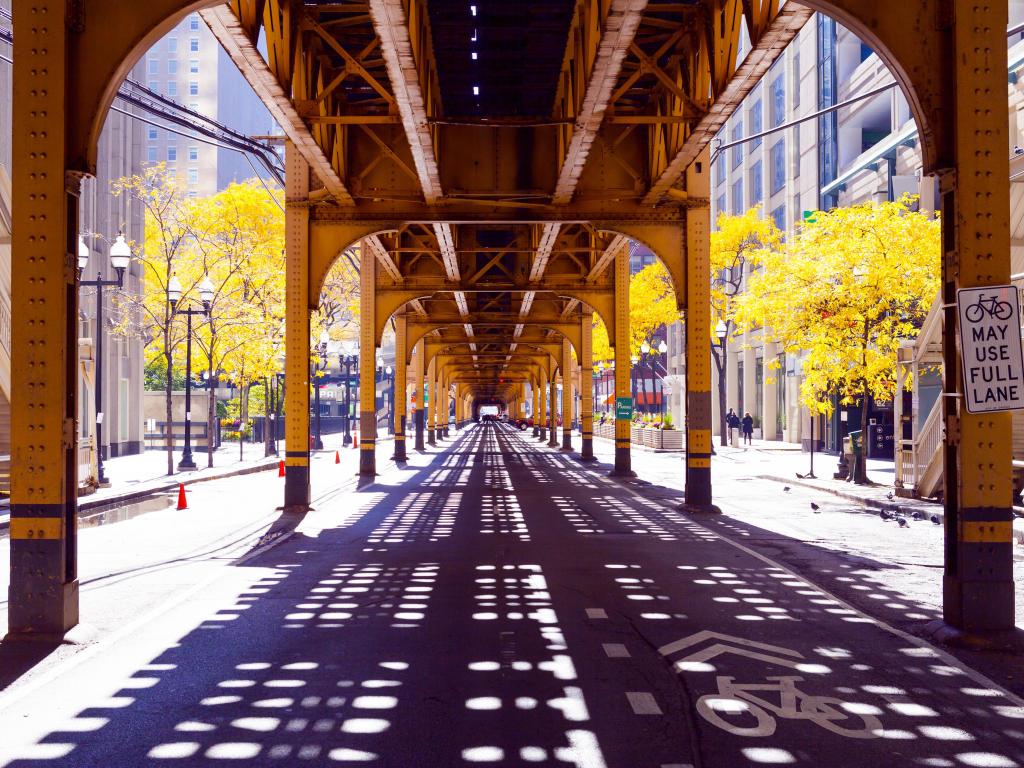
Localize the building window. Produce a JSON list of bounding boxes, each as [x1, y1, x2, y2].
[[771, 205, 786, 232], [770, 141, 785, 194], [792, 52, 801, 110], [716, 193, 726, 219], [147, 127, 158, 141], [817, 15, 839, 209], [188, 102, 200, 112], [148, 80, 159, 92], [167, 81, 177, 97], [188, 146, 199, 161], [148, 58, 159, 75], [750, 161, 763, 206], [189, 81, 199, 96], [749, 100, 763, 149], [189, 37, 199, 52], [731, 121, 743, 169], [147, 147, 158, 162], [187, 191, 199, 199], [167, 37, 177, 53], [168, 59, 178, 75], [771, 77, 785, 128], [731, 180, 743, 214], [189, 59, 200, 74], [187, 168, 199, 185], [167, 146, 177, 162], [189, 13, 200, 31]]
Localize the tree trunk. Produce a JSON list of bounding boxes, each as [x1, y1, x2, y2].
[[855, 382, 871, 484], [240, 381, 248, 462], [264, 376, 272, 457]]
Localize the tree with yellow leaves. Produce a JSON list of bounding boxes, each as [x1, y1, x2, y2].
[[591, 260, 679, 363], [734, 196, 940, 482], [710, 206, 783, 446]]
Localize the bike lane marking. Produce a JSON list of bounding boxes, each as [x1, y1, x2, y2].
[[586, 608, 608, 619], [627, 692, 663, 715], [602, 643, 631, 658]]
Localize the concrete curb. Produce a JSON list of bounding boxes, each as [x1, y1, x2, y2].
[[0, 438, 398, 534], [761, 473, 1024, 545]]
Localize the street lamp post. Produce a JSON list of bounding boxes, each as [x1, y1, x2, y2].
[[641, 340, 652, 416], [715, 320, 728, 448], [78, 234, 131, 487], [313, 331, 329, 450], [168, 274, 214, 472], [339, 344, 358, 446], [656, 339, 668, 423], [630, 354, 639, 415]]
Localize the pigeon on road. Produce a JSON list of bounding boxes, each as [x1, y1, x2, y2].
[[912, 510, 927, 521], [783, 486, 791, 493], [810, 502, 820, 513], [886, 492, 894, 501], [930, 515, 941, 525], [897, 517, 909, 528]]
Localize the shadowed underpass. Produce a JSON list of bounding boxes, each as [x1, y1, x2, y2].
[[1, 422, 1022, 767]]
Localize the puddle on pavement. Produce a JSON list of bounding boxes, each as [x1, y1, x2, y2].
[[78, 494, 176, 529]]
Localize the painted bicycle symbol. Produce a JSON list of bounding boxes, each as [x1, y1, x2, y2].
[[965, 293, 1014, 322], [696, 675, 882, 739]]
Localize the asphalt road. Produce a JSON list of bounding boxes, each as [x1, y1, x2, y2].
[[0, 421, 1022, 767]]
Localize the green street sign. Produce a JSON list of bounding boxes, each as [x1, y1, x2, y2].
[[615, 397, 633, 420]]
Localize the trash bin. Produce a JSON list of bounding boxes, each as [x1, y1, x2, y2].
[[848, 430, 863, 457], [848, 429, 864, 483]]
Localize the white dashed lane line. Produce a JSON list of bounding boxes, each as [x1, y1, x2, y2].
[[626, 692, 663, 715], [602, 643, 630, 658], [585, 608, 608, 619]]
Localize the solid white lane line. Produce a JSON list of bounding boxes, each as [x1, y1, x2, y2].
[[626, 692, 662, 715], [602, 643, 630, 658], [585, 608, 608, 619]]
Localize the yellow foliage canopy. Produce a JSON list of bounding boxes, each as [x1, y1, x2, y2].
[[592, 260, 679, 362], [734, 196, 940, 415]]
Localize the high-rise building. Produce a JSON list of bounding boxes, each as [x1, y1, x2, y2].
[[0, 0, 148, 492], [142, 12, 276, 196]]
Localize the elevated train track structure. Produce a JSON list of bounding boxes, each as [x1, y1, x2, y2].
[[6, 0, 1015, 637]]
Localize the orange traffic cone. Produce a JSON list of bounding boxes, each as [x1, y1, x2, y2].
[[335, 450, 341, 464], [353, 434, 359, 449], [278, 459, 285, 477], [176, 483, 188, 510]]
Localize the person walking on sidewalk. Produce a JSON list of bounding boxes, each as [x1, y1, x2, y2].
[[726, 409, 740, 447], [741, 412, 754, 446]]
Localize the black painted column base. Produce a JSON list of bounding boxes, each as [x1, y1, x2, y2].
[[580, 437, 596, 461], [415, 411, 425, 451], [392, 435, 407, 462], [8, 507, 80, 636], [942, 505, 1015, 632], [359, 443, 377, 476], [681, 463, 718, 513], [611, 443, 634, 477], [560, 430, 573, 452], [539, 427, 547, 441], [284, 459, 311, 512]]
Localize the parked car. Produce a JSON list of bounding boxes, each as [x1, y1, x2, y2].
[[515, 417, 534, 430]]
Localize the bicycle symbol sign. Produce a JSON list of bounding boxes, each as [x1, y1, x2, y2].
[[957, 286, 1024, 413]]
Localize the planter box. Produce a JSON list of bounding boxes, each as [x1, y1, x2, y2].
[[630, 426, 641, 443], [643, 429, 662, 449], [662, 429, 684, 451]]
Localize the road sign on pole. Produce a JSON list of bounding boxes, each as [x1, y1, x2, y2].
[[615, 397, 633, 420], [957, 285, 1024, 413]]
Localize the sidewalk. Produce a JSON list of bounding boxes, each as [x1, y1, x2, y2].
[[0, 429, 395, 531]]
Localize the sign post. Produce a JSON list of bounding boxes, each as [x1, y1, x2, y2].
[[957, 286, 1024, 413]]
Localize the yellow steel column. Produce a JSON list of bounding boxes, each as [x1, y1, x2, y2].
[[358, 242, 376, 476], [442, 372, 450, 437], [284, 142, 311, 509], [684, 151, 717, 511], [427, 356, 437, 445], [548, 365, 560, 448], [538, 368, 548, 441], [581, 309, 595, 461], [9, 0, 79, 634], [943, 0, 1013, 631], [613, 248, 634, 475], [392, 313, 408, 461], [532, 376, 541, 437], [455, 385, 463, 429], [414, 339, 426, 451], [561, 338, 573, 451]]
